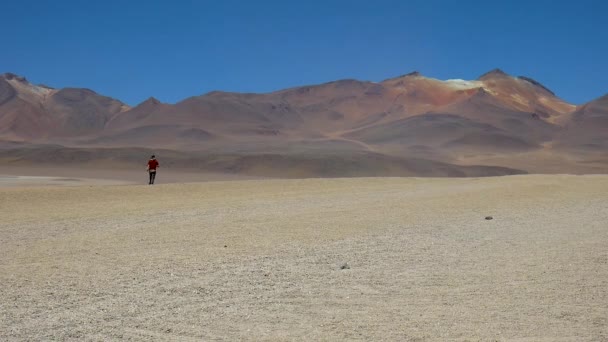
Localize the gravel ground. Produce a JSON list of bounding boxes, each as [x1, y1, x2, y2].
[[1, 175, 607, 341]]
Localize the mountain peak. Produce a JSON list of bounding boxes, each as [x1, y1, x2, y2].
[[136, 97, 162, 107], [145, 96, 161, 104], [478, 68, 509, 80], [2, 73, 28, 83], [381, 71, 422, 84], [401, 71, 422, 78]]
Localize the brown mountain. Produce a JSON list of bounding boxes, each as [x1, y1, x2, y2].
[[95, 69, 574, 148], [0, 73, 129, 142], [0, 70, 606, 177], [556, 94, 608, 151]]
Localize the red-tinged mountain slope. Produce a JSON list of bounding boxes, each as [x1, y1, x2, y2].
[[0, 69, 605, 176], [95, 69, 575, 149], [0, 73, 129, 142], [556, 94, 608, 151]]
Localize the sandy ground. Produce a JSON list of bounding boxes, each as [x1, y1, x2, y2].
[[1, 175, 607, 341], [0, 165, 267, 187], [0, 175, 130, 187]]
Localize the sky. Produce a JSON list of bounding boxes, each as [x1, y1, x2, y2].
[[2, 0, 607, 105]]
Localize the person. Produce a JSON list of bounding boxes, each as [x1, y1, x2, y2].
[[146, 155, 159, 184]]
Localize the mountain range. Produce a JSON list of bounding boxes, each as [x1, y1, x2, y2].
[[0, 69, 606, 177]]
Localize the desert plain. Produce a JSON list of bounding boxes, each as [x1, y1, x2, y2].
[[1, 172, 607, 341]]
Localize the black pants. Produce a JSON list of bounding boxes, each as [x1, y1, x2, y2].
[[149, 171, 156, 184]]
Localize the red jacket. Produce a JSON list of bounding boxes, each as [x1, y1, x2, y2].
[[147, 159, 159, 171]]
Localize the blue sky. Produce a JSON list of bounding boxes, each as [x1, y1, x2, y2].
[[3, 0, 607, 105]]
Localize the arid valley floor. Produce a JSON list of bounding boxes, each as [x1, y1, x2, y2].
[[1, 174, 607, 340]]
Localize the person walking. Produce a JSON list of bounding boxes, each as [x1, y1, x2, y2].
[[147, 155, 159, 184]]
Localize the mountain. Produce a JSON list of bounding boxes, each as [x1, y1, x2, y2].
[[0, 73, 129, 142], [95, 69, 574, 147], [556, 94, 608, 151], [0, 70, 606, 177]]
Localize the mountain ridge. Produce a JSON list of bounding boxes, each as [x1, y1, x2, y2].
[[1, 70, 606, 177]]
